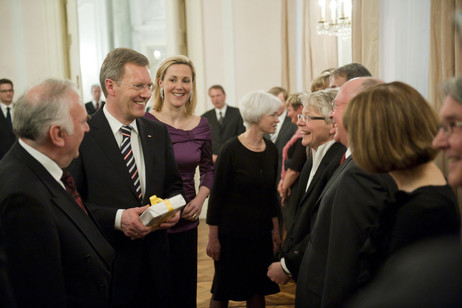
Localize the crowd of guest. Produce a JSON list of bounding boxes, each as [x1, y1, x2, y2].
[[0, 47, 461, 308]]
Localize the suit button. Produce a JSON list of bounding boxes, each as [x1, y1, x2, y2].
[[294, 250, 299, 255], [84, 255, 91, 262]]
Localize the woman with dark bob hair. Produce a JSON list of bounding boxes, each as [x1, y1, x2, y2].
[[343, 81, 460, 284]]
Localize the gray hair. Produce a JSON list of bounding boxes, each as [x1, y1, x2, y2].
[[300, 88, 338, 123], [443, 76, 462, 104], [14, 79, 78, 143], [239, 90, 281, 126]]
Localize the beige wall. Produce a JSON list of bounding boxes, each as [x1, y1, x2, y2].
[[0, 0, 70, 96], [201, 0, 283, 112]]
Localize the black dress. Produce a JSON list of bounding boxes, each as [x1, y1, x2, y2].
[[206, 137, 280, 301], [357, 184, 461, 287]]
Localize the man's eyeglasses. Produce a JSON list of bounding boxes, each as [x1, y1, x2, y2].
[[437, 121, 462, 136], [0, 89, 14, 93], [297, 114, 326, 122], [119, 81, 154, 93]]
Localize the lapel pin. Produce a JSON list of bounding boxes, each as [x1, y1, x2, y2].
[[147, 135, 152, 138]]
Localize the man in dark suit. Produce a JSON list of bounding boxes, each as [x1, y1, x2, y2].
[[295, 77, 398, 308], [0, 79, 16, 160], [267, 86, 298, 184], [69, 48, 183, 307], [202, 84, 245, 163], [85, 84, 105, 114], [267, 89, 345, 284], [0, 79, 114, 307]]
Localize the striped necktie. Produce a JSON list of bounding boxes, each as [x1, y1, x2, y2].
[[120, 125, 142, 201]]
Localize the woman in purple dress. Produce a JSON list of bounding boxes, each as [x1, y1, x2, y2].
[[145, 55, 214, 308]]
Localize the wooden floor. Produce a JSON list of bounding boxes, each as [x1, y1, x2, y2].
[[197, 220, 296, 308]]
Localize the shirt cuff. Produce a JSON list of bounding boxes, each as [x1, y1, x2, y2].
[[114, 209, 124, 230], [280, 257, 292, 276]]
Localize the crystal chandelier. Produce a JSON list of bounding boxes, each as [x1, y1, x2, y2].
[[317, 0, 352, 39]]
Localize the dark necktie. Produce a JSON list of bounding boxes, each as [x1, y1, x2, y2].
[[340, 153, 346, 164], [120, 125, 142, 201], [61, 170, 88, 215], [6, 107, 12, 129], [218, 111, 224, 126], [95, 101, 100, 110]]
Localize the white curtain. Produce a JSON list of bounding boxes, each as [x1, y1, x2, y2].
[[379, 0, 431, 98]]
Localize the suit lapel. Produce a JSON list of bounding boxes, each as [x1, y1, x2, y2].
[[15, 144, 114, 269], [89, 112, 140, 201]]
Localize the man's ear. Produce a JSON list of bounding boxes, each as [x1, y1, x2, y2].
[[49, 124, 65, 147], [105, 79, 116, 97], [329, 123, 337, 135]]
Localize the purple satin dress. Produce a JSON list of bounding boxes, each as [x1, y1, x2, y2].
[[144, 112, 214, 233]]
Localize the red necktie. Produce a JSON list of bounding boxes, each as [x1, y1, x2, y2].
[[340, 153, 346, 164], [61, 170, 88, 215]]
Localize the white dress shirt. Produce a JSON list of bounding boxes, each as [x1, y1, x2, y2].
[[103, 107, 146, 230]]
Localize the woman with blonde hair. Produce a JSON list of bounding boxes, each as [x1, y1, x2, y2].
[[343, 81, 460, 285], [145, 55, 214, 308]]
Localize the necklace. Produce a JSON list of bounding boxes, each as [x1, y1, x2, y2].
[[241, 135, 265, 151]]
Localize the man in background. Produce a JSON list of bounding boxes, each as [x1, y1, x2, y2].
[[70, 48, 183, 307], [202, 84, 245, 163], [329, 63, 372, 88], [0, 78, 114, 307], [85, 84, 105, 114], [0, 79, 16, 160]]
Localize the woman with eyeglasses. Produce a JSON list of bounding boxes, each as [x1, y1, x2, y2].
[[343, 81, 460, 288], [206, 90, 282, 308], [145, 55, 214, 308]]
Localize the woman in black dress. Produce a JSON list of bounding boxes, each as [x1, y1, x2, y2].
[[206, 90, 282, 308], [343, 81, 460, 286]]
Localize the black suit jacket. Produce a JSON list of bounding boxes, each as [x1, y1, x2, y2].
[[0, 111, 16, 160], [282, 142, 345, 280], [0, 142, 114, 307], [69, 109, 184, 306], [266, 116, 297, 184], [85, 101, 105, 115], [202, 105, 245, 155], [295, 158, 398, 308]]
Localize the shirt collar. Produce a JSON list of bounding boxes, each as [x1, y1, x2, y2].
[[18, 139, 64, 187], [103, 105, 138, 135], [215, 104, 228, 117]]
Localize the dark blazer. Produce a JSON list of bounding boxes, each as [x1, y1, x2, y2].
[[282, 142, 346, 280], [69, 109, 184, 306], [85, 101, 105, 115], [202, 105, 245, 156], [0, 143, 114, 307], [0, 110, 16, 160], [295, 158, 398, 308], [270, 115, 297, 184]]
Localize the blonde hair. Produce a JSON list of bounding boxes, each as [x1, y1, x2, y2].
[[153, 55, 197, 116], [344, 81, 439, 173]]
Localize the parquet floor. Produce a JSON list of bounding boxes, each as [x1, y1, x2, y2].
[[197, 220, 296, 308]]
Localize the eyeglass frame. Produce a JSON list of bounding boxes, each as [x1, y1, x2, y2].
[[297, 114, 326, 122], [118, 81, 154, 93], [437, 121, 462, 136]]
